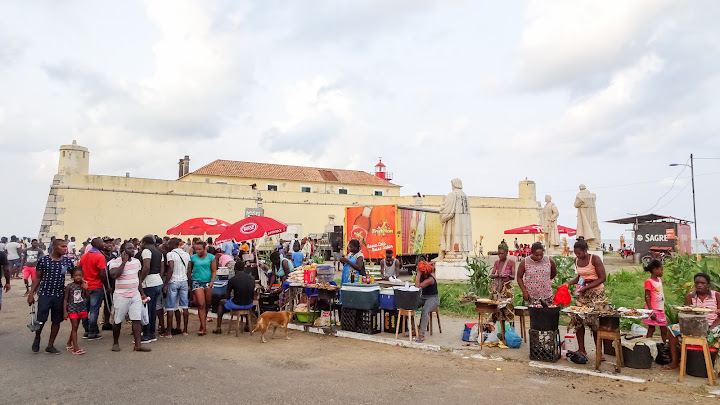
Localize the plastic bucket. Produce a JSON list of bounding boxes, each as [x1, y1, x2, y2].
[[393, 288, 421, 310], [529, 307, 560, 331]]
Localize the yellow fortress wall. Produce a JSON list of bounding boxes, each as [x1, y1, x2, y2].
[[40, 142, 541, 253]]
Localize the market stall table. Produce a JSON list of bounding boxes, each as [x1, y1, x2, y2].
[[475, 300, 507, 348]]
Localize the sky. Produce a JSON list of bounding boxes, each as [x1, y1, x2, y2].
[[1, 0, 719, 243]]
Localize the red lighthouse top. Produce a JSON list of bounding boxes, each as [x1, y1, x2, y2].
[[374, 158, 392, 180]]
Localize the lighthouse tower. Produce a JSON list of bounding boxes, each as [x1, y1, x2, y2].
[[374, 159, 392, 180]]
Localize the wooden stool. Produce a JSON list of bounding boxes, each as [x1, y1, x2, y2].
[[679, 336, 715, 385], [228, 309, 254, 337], [427, 309, 442, 335], [396, 309, 419, 342], [595, 330, 623, 371], [513, 306, 528, 343]]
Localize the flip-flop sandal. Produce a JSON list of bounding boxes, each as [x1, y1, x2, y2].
[[207, 318, 214, 322], [66, 345, 74, 351], [212, 329, 222, 335], [197, 331, 207, 336], [415, 338, 425, 343], [72, 349, 85, 355], [182, 332, 189, 336]]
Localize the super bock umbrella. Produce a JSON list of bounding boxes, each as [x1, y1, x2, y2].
[[504, 224, 577, 236], [215, 216, 288, 244], [166, 217, 231, 236]]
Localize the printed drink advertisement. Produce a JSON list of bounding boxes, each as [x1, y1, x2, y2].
[[399, 208, 441, 255], [345, 205, 396, 259]]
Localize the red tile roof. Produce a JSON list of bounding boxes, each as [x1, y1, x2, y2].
[[184, 160, 400, 187]]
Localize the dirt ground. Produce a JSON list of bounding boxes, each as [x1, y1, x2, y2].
[[0, 278, 715, 405]]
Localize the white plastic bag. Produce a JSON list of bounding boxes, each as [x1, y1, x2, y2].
[[481, 331, 500, 343], [140, 303, 149, 326], [469, 324, 479, 342], [630, 323, 648, 336]]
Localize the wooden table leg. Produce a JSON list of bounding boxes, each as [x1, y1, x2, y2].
[[521, 314, 527, 343], [478, 314, 485, 348], [395, 312, 401, 340], [703, 341, 715, 386], [595, 334, 603, 371], [679, 340, 687, 382], [500, 318, 506, 345]]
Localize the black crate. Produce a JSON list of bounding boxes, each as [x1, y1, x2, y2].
[[341, 308, 358, 331], [529, 329, 560, 362], [259, 305, 279, 315], [356, 309, 381, 335], [259, 293, 280, 306]]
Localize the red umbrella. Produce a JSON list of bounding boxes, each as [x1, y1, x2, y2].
[[504, 224, 543, 235], [557, 225, 577, 237], [215, 216, 287, 244], [504, 224, 577, 236], [166, 217, 231, 236]]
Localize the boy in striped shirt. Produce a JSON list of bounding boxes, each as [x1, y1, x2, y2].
[[107, 242, 150, 352]]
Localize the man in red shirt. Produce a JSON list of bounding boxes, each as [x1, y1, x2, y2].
[[78, 237, 108, 340]]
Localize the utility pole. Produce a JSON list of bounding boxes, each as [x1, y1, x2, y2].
[[690, 154, 699, 260]]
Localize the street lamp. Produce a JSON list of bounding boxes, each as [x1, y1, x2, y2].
[[669, 153, 698, 258]]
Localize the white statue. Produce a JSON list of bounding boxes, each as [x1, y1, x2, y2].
[[574, 184, 601, 250], [439, 178, 472, 261], [542, 195, 560, 251]]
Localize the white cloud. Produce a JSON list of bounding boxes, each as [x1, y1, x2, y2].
[[1, 0, 719, 242], [516, 0, 675, 90]]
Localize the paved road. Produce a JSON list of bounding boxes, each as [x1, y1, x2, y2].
[[0, 279, 713, 404]]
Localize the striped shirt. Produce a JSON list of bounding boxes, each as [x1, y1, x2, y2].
[[109, 257, 141, 298]]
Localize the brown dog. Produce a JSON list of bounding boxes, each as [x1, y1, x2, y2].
[[251, 310, 293, 343]]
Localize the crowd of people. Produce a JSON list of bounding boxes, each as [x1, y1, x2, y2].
[[0, 233, 267, 355]]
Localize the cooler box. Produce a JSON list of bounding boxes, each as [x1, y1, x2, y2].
[[379, 288, 396, 310], [341, 284, 380, 310]]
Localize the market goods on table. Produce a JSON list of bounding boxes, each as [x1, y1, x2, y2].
[[562, 306, 592, 314], [303, 282, 341, 290], [674, 305, 712, 313], [476, 298, 498, 304]]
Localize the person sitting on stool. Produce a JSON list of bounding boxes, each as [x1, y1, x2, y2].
[[414, 262, 439, 343], [213, 261, 256, 334]]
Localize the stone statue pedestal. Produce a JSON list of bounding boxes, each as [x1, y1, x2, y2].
[[434, 261, 469, 281], [547, 246, 563, 256]]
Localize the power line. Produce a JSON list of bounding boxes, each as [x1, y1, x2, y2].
[[638, 157, 690, 214], [537, 170, 720, 194], [655, 179, 692, 213]]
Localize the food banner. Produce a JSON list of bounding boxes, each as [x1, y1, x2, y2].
[[346, 205, 397, 259]]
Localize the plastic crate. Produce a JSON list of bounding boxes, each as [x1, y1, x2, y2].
[[529, 329, 560, 362], [341, 308, 357, 331], [259, 292, 280, 306], [356, 309, 381, 335]]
